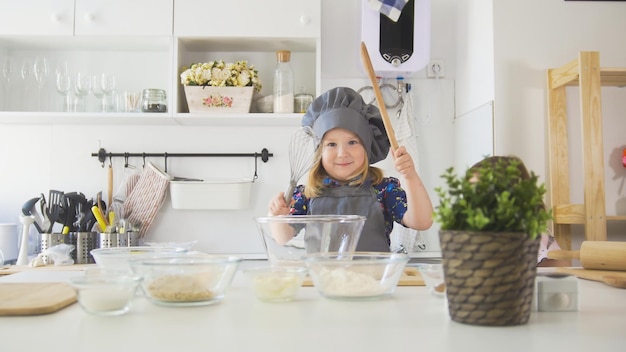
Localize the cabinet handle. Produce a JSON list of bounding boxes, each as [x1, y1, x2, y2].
[[50, 13, 61, 23], [299, 15, 311, 25]]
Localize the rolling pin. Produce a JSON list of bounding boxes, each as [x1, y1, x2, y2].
[[548, 241, 626, 271]]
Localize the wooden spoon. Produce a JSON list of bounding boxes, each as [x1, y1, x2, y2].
[[359, 41, 399, 150]]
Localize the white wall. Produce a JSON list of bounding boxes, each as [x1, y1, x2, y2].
[[0, 0, 460, 259], [491, 0, 626, 243]]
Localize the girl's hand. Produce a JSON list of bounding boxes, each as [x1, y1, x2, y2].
[[268, 192, 290, 216], [392, 146, 418, 180]]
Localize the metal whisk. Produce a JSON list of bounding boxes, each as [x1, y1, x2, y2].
[[285, 126, 316, 203]]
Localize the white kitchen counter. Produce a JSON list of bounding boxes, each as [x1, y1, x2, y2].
[[1, 265, 625, 352]]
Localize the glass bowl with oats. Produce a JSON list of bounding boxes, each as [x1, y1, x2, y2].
[[131, 255, 242, 306]]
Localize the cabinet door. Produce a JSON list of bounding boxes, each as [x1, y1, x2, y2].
[[0, 0, 74, 35], [75, 0, 173, 36], [174, 0, 320, 37]]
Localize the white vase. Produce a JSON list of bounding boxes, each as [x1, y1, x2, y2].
[[183, 86, 254, 113]]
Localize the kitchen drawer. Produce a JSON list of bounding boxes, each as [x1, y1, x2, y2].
[[75, 0, 173, 36], [174, 0, 320, 38], [0, 0, 74, 35]]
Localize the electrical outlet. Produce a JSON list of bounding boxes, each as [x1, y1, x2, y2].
[[427, 60, 445, 78]]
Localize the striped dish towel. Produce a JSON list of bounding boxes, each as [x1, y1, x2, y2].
[[368, 0, 409, 22], [123, 162, 171, 238]]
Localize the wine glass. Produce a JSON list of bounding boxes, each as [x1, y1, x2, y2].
[[20, 59, 32, 111], [101, 73, 116, 112], [1, 57, 15, 110], [74, 72, 92, 112], [55, 62, 72, 112], [33, 57, 49, 111], [92, 73, 106, 112]]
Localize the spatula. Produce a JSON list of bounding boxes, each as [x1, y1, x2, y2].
[[47, 190, 64, 233]]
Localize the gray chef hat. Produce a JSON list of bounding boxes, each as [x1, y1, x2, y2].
[[302, 87, 390, 164]]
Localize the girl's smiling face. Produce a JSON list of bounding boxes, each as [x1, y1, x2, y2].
[[320, 128, 366, 181]]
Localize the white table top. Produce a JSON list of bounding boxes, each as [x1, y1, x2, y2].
[[1, 264, 625, 352]]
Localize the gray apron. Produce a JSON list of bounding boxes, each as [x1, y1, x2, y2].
[[307, 184, 390, 252]]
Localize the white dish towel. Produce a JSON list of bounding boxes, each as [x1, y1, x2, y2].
[[368, 0, 410, 22]]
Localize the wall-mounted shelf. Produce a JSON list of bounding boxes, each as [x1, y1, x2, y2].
[[0, 112, 303, 126]]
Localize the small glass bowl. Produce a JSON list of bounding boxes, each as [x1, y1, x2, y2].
[[70, 273, 142, 316], [244, 266, 307, 302], [416, 263, 446, 297]]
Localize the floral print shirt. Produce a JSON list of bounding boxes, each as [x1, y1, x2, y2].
[[289, 176, 408, 237]]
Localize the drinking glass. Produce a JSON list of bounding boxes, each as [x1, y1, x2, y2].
[[33, 56, 49, 111], [101, 73, 116, 112], [55, 62, 72, 112], [1, 57, 15, 110], [20, 59, 32, 111], [74, 72, 92, 112], [92, 73, 106, 112]]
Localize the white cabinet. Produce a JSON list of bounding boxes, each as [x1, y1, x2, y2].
[[174, 0, 320, 38], [0, 0, 74, 35], [0, 0, 172, 36], [0, 0, 320, 126], [75, 0, 173, 36]]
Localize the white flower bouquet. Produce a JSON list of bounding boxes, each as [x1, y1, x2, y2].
[[179, 60, 262, 92]]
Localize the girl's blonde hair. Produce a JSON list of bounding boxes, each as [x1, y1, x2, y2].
[[303, 144, 384, 198]]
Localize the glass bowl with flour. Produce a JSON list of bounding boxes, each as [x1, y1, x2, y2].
[[132, 255, 241, 307], [304, 252, 410, 300]]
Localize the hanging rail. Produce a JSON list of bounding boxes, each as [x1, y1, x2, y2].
[[91, 147, 273, 180]]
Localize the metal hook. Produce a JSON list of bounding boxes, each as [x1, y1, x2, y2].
[[252, 153, 259, 182], [142, 153, 146, 168], [164, 152, 168, 173], [109, 154, 113, 168], [97, 148, 107, 168], [124, 153, 130, 168]]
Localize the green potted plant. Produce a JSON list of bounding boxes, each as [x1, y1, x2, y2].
[[433, 156, 552, 326]]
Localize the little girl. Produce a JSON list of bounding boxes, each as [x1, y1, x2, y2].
[[268, 87, 433, 252]]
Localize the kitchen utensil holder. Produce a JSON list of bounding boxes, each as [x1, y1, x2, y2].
[[40, 233, 66, 265], [99, 232, 118, 248], [99, 231, 139, 248], [119, 231, 139, 247], [68, 232, 98, 264]]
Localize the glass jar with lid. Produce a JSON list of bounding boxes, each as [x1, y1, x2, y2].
[[141, 88, 167, 113]]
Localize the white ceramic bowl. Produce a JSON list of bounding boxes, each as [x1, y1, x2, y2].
[[132, 255, 242, 306], [416, 263, 446, 297], [254, 215, 366, 265], [244, 266, 307, 302], [70, 272, 142, 316], [304, 252, 409, 300], [90, 246, 189, 271]]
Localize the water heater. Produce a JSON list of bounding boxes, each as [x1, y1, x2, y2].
[[361, 0, 431, 78]]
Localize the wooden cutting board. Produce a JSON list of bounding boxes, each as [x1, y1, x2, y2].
[[302, 266, 425, 286], [0, 283, 77, 316], [556, 267, 626, 283]]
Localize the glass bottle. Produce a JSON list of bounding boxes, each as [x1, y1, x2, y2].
[[273, 50, 294, 113]]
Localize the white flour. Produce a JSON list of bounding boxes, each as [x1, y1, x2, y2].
[[316, 268, 386, 297]]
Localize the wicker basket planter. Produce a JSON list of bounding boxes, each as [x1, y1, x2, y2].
[[439, 230, 540, 326]]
